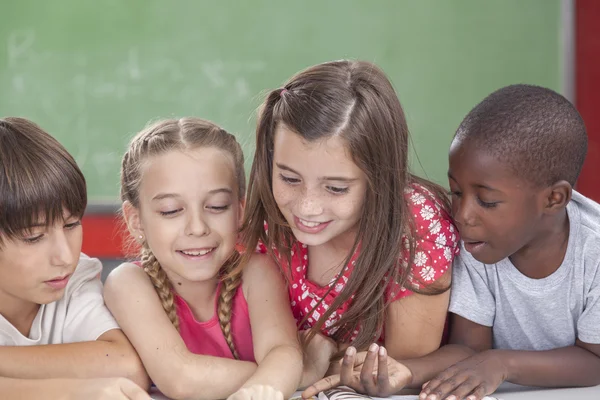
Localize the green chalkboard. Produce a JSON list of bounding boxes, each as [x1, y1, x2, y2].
[[0, 0, 562, 201]]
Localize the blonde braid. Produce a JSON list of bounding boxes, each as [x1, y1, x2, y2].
[[141, 246, 179, 331], [217, 251, 243, 359]]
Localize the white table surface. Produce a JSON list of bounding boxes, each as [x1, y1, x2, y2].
[[150, 382, 600, 399]]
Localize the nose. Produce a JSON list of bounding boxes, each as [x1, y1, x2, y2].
[[452, 196, 478, 228], [297, 187, 324, 217], [50, 231, 77, 267], [185, 210, 210, 237]]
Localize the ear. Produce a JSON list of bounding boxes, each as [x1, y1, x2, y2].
[[542, 180, 572, 215], [122, 200, 144, 240], [237, 197, 246, 228]]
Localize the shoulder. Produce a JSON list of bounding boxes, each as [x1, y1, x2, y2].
[[64, 253, 103, 296], [242, 252, 282, 283], [103, 261, 153, 296], [572, 191, 600, 246], [242, 252, 286, 297]]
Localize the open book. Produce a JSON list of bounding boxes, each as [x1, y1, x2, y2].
[[292, 387, 500, 400]]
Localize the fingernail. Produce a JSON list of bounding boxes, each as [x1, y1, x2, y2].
[[428, 396, 437, 400], [369, 343, 378, 352], [379, 346, 386, 356], [346, 346, 356, 356], [447, 396, 456, 400], [419, 394, 427, 400]]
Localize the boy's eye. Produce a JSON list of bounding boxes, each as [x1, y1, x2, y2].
[[279, 174, 300, 184], [327, 186, 349, 194], [22, 234, 44, 244], [64, 220, 82, 230], [477, 198, 498, 209]]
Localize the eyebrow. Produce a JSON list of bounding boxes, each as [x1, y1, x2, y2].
[[447, 172, 500, 192], [275, 163, 358, 182], [152, 188, 233, 201]]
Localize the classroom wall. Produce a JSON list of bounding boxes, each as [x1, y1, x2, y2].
[[0, 1, 567, 261], [1, 0, 563, 202]]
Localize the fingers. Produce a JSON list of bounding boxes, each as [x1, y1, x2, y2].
[[439, 378, 484, 400], [376, 346, 391, 395], [420, 372, 469, 400], [119, 379, 152, 400], [466, 385, 488, 400], [340, 346, 357, 385], [302, 375, 341, 399], [359, 344, 380, 396]]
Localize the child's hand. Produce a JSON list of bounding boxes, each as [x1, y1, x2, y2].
[[68, 378, 151, 400], [419, 350, 508, 400], [299, 330, 339, 388], [302, 344, 412, 398], [227, 384, 284, 400]]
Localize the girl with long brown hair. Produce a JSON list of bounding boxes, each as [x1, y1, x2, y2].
[[241, 60, 459, 389], [103, 117, 302, 400]]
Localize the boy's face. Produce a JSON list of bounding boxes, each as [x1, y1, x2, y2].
[[448, 139, 546, 264], [0, 211, 83, 313]]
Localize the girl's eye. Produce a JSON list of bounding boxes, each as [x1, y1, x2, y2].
[[327, 186, 349, 194], [279, 174, 300, 185], [64, 220, 82, 230], [477, 198, 499, 209], [207, 205, 230, 212], [159, 209, 182, 216]]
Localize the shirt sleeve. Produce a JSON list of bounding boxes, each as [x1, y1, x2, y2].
[[62, 255, 120, 343], [387, 185, 460, 302], [577, 261, 600, 344], [448, 250, 495, 327]]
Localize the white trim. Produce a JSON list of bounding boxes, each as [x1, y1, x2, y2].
[[561, 0, 576, 102]]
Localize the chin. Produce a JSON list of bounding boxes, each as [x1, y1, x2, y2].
[[291, 230, 330, 247]]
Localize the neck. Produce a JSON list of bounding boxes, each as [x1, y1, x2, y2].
[[509, 209, 570, 279], [308, 228, 358, 286], [171, 275, 220, 322], [0, 292, 41, 337]]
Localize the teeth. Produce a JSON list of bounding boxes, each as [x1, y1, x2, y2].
[[300, 219, 323, 228], [181, 248, 213, 256]]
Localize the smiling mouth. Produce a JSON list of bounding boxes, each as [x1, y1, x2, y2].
[[178, 248, 215, 256], [298, 218, 327, 227]]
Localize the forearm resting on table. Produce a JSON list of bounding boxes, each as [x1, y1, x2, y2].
[[154, 355, 258, 400], [498, 345, 600, 387], [0, 339, 147, 387], [240, 344, 303, 398], [401, 344, 476, 388]]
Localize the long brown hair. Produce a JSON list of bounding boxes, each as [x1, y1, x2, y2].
[[0, 117, 86, 247], [241, 60, 450, 354], [120, 117, 245, 359]]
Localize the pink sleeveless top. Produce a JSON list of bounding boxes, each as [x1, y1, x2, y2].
[[175, 283, 255, 361], [134, 262, 254, 361]]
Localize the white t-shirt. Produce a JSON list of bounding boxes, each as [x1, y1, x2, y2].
[[0, 254, 119, 345]]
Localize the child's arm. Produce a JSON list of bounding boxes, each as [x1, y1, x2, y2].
[[420, 341, 600, 400], [384, 272, 453, 359], [0, 329, 149, 388], [0, 257, 149, 388], [104, 263, 258, 400], [0, 376, 151, 400], [232, 254, 303, 398], [301, 313, 483, 398]]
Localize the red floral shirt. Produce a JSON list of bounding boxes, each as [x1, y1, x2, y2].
[[259, 183, 459, 339]]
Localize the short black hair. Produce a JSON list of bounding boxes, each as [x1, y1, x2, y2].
[[454, 84, 587, 187]]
